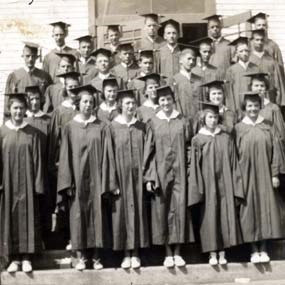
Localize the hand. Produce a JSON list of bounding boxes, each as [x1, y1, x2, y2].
[[272, 176, 280, 188], [146, 181, 155, 193], [112, 188, 120, 196]]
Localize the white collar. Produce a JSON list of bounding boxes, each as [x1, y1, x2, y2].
[[121, 61, 134, 68], [238, 60, 249, 70], [180, 69, 191, 80], [79, 57, 87, 64], [219, 105, 228, 114], [143, 100, 159, 109], [26, 110, 45, 118], [242, 115, 264, 126], [98, 72, 111, 80], [73, 114, 96, 126], [199, 126, 221, 137], [5, 120, 28, 131], [114, 114, 137, 127], [140, 71, 147, 77], [55, 45, 66, 51], [61, 100, 77, 110], [147, 35, 155, 43], [210, 36, 222, 43], [24, 66, 35, 73], [156, 109, 179, 121], [253, 51, 265, 58], [100, 102, 117, 113], [167, 44, 178, 53], [264, 98, 270, 106]]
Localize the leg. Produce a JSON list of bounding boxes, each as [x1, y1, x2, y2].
[[259, 240, 270, 263], [93, 248, 103, 270], [121, 249, 131, 269], [163, 244, 174, 268], [218, 250, 227, 265], [209, 251, 218, 266], [22, 254, 33, 273], [7, 255, 21, 273], [173, 244, 186, 267], [131, 249, 141, 269], [250, 242, 260, 264], [75, 250, 86, 271]]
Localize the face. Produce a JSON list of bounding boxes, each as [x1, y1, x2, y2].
[[209, 87, 224, 106], [79, 41, 92, 59], [205, 111, 219, 130], [79, 93, 94, 116], [180, 52, 196, 71], [164, 26, 178, 45], [139, 57, 153, 74], [52, 26, 66, 47], [10, 100, 26, 122], [252, 34, 264, 52], [255, 18, 267, 31], [65, 78, 80, 101], [208, 19, 222, 39], [96, 55, 110, 73], [158, 94, 174, 113], [236, 43, 249, 62], [108, 30, 120, 45], [121, 97, 136, 116], [245, 99, 261, 119], [251, 79, 267, 96], [58, 58, 73, 74], [22, 47, 37, 69], [104, 85, 118, 103], [119, 49, 134, 64], [199, 44, 212, 63], [145, 82, 159, 101], [28, 92, 41, 112], [145, 18, 159, 37]]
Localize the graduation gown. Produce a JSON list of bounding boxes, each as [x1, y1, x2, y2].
[[111, 62, 139, 87], [171, 72, 203, 119], [225, 62, 259, 113], [43, 81, 65, 114], [57, 117, 117, 250], [249, 52, 285, 106], [143, 110, 194, 245], [110, 117, 149, 250], [235, 116, 285, 243], [77, 57, 98, 84], [188, 128, 244, 252], [136, 101, 160, 123], [0, 122, 44, 257], [96, 102, 119, 124]]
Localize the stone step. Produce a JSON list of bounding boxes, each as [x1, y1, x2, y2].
[[2, 261, 285, 285]]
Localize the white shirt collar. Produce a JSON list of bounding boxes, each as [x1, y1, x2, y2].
[[238, 60, 249, 70], [26, 110, 45, 118], [219, 105, 228, 114], [24, 66, 35, 73], [100, 102, 117, 113], [5, 120, 28, 131], [143, 100, 159, 110], [242, 115, 264, 126], [167, 44, 178, 53], [180, 69, 191, 80], [264, 98, 270, 106], [79, 57, 87, 64], [98, 72, 111, 80], [156, 109, 180, 122], [114, 114, 137, 127], [61, 100, 77, 110], [199, 126, 221, 137], [73, 114, 96, 126], [253, 51, 265, 58]]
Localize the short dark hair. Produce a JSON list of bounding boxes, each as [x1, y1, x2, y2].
[[8, 97, 28, 110], [241, 96, 262, 111], [199, 109, 221, 126]]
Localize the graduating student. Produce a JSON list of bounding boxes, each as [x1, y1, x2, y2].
[[144, 86, 194, 268], [53, 52, 77, 83], [225, 36, 259, 114], [104, 25, 122, 66], [136, 73, 161, 123], [75, 35, 98, 84], [97, 78, 119, 123], [110, 89, 149, 269], [235, 92, 285, 263], [111, 43, 139, 86], [158, 19, 181, 79], [171, 47, 203, 119], [0, 93, 44, 273], [5, 42, 52, 110], [57, 84, 116, 271], [43, 21, 77, 81], [189, 102, 244, 265], [249, 29, 285, 107], [204, 15, 233, 79], [247, 12, 284, 68]]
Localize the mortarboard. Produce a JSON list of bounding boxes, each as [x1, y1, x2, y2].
[[74, 35, 94, 42], [200, 101, 219, 114], [201, 80, 225, 88], [117, 43, 134, 52], [49, 21, 70, 30], [160, 19, 180, 33], [56, 71, 81, 79], [55, 52, 77, 63], [5, 93, 27, 104], [251, 29, 266, 37], [247, 12, 269, 24], [139, 49, 154, 58], [203, 14, 223, 21], [140, 13, 163, 23], [156, 85, 174, 100], [117, 89, 137, 101], [137, 73, 162, 85], [244, 72, 269, 79], [103, 78, 119, 89], [190, 37, 213, 47], [25, 85, 41, 94], [90, 48, 112, 58], [23, 41, 39, 54], [242, 91, 261, 101], [69, 84, 97, 95], [228, 36, 249, 46], [105, 25, 121, 33]]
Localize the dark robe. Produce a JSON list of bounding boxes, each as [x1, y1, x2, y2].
[[209, 37, 233, 79], [57, 118, 117, 250], [110, 118, 149, 250], [143, 111, 194, 245], [136, 103, 160, 123], [77, 57, 98, 84], [43, 46, 77, 81], [0, 123, 44, 257], [235, 117, 285, 243], [225, 62, 259, 113], [171, 72, 203, 119], [96, 103, 119, 124], [111, 62, 139, 87], [43, 81, 65, 114], [249, 52, 285, 106], [188, 129, 244, 252]]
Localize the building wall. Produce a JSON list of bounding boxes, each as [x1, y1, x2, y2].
[[0, 0, 89, 122]]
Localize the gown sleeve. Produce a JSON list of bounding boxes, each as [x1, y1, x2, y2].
[[33, 130, 44, 195]]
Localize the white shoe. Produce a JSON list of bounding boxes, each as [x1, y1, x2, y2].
[[163, 256, 175, 268], [121, 257, 131, 269], [259, 251, 270, 263], [66, 241, 72, 251], [174, 255, 186, 267], [22, 260, 32, 273], [75, 259, 86, 271], [7, 261, 20, 273], [131, 257, 141, 269], [250, 252, 260, 264], [209, 252, 218, 266], [93, 259, 103, 270], [218, 251, 227, 265]]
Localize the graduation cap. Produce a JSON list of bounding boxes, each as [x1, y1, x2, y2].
[[139, 49, 154, 58], [116, 89, 136, 101], [55, 52, 77, 64], [201, 80, 225, 88], [228, 36, 249, 46], [69, 84, 97, 96], [140, 13, 163, 23], [137, 73, 162, 85], [105, 25, 122, 33], [244, 72, 269, 79], [203, 14, 223, 22], [251, 29, 266, 38], [247, 12, 269, 24], [90, 48, 112, 58], [74, 35, 94, 42], [5, 93, 28, 105], [117, 43, 134, 52], [23, 41, 39, 54], [156, 85, 174, 100], [102, 78, 119, 89], [200, 101, 220, 114], [49, 21, 70, 30], [56, 71, 81, 79], [25, 85, 41, 94], [242, 91, 261, 101], [160, 19, 180, 33], [190, 37, 213, 47]]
